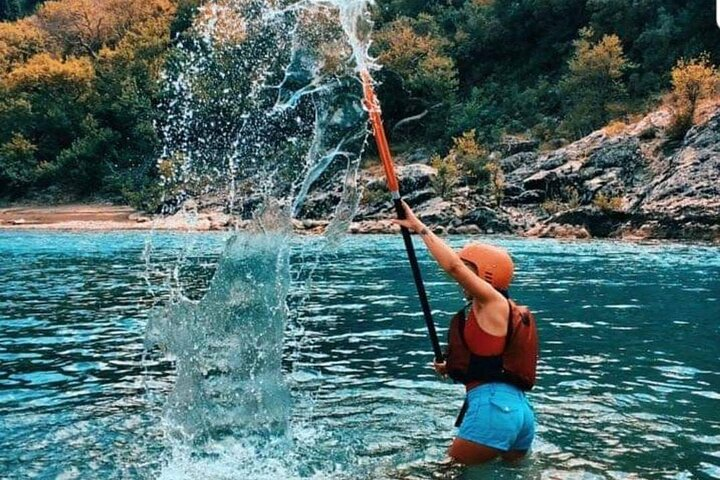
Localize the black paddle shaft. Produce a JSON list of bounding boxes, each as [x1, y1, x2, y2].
[[394, 198, 443, 362]]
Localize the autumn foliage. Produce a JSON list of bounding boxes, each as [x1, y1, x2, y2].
[[666, 54, 720, 139], [0, 0, 718, 207], [0, 0, 175, 203], [559, 28, 630, 137]]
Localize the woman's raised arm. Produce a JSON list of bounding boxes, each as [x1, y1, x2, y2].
[[392, 201, 502, 305]]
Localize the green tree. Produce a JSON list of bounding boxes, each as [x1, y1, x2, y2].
[[0, 0, 21, 21], [430, 153, 459, 199], [55, 116, 118, 194], [0, 53, 95, 169], [93, 16, 174, 207], [559, 28, 629, 138], [34, 0, 173, 58], [0, 133, 38, 192], [372, 15, 458, 141], [0, 0, 176, 202]]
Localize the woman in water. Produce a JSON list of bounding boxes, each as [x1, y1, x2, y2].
[[393, 201, 538, 465]]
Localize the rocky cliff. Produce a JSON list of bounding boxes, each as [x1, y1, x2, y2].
[[300, 105, 720, 242]]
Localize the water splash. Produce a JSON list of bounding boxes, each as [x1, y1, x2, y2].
[[156, 0, 375, 228], [146, 229, 292, 441], [145, 0, 383, 477]]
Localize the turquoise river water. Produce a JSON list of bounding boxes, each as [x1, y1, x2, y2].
[[0, 231, 718, 479]]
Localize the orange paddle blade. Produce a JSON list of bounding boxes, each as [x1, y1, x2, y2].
[[360, 70, 400, 195]]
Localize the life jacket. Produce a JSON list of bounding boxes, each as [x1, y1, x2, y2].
[[445, 299, 538, 391]]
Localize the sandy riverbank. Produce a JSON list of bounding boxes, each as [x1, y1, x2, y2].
[[0, 205, 146, 230], [0, 204, 404, 234]]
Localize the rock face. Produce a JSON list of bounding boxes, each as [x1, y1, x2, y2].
[[287, 105, 720, 241], [501, 107, 720, 241], [635, 114, 720, 240]]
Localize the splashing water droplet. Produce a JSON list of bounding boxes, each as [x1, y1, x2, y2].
[[145, 0, 382, 476]]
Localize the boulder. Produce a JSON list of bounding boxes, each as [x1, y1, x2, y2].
[[404, 188, 435, 207], [208, 212, 231, 230], [396, 163, 436, 192], [503, 184, 524, 199], [498, 136, 540, 156], [584, 137, 642, 170], [462, 206, 494, 223], [523, 169, 558, 191], [549, 207, 629, 238], [299, 191, 342, 219], [525, 222, 591, 239], [453, 224, 483, 235], [348, 220, 398, 234], [513, 189, 545, 205], [415, 197, 460, 225], [402, 148, 432, 164], [501, 152, 537, 174], [635, 111, 720, 240]]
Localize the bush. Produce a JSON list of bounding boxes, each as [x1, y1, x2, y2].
[[593, 192, 623, 211], [54, 116, 118, 195], [451, 129, 490, 188], [667, 54, 720, 140], [541, 199, 563, 215], [485, 160, 505, 208], [563, 186, 581, 209], [603, 120, 627, 137], [430, 153, 459, 199], [666, 109, 694, 141], [0, 133, 38, 193], [361, 186, 391, 206]]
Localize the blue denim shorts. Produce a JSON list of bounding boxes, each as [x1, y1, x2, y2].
[[457, 382, 535, 452]]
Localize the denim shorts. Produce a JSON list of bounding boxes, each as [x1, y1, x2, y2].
[[457, 382, 535, 452]]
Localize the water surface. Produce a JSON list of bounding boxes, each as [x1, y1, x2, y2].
[[1, 232, 718, 479]]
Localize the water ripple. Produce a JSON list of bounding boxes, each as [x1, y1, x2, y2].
[[1, 233, 719, 479]]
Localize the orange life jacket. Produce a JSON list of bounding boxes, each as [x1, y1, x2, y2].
[[445, 299, 538, 391]]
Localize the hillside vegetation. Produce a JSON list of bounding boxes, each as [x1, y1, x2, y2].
[[0, 0, 718, 209]]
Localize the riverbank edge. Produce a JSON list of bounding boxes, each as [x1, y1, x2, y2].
[[2, 203, 718, 245]]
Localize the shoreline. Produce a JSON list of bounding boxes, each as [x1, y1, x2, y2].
[[1, 203, 718, 245]]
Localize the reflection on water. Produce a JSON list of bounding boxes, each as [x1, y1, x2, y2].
[[1, 231, 719, 479]]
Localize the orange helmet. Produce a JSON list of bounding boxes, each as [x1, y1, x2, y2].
[[458, 243, 514, 291]]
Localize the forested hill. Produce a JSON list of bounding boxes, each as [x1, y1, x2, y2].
[[0, 0, 718, 210]]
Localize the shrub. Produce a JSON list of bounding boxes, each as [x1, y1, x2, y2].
[[666, 109, 694, 141], [430, 153, 459, 199], [451, 129, 490, 188], [667, 54, 720, 140], [361, 186, 391, 206], [562, 186, 581, 209], [593, 192, 622, 211], [0, 133, 38, 192], [541, 199, 562, 215], [485, 160, 505, 208], [603, 120, 627, 137]]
